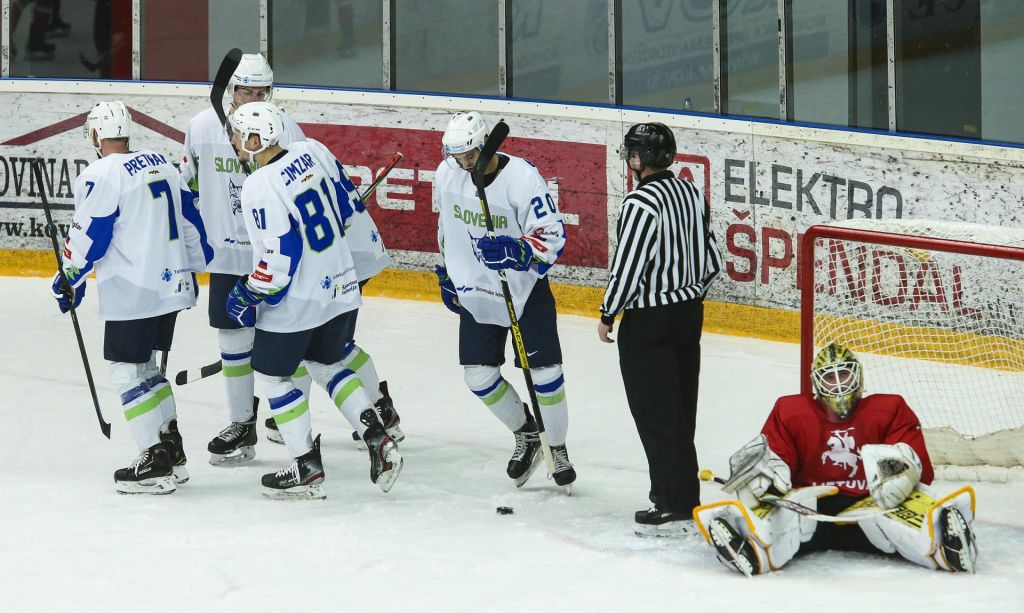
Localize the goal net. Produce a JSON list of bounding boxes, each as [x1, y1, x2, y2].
[[800, 219, 1024, 480]]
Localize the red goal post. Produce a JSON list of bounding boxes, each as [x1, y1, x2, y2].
[[800, 219, 1024, 480]]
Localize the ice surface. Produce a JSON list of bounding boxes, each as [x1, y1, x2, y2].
[[1, 278, 1021, 611]]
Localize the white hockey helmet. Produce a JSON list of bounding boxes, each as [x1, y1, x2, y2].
[[83, 100, 132, 156], [230, 101, 284, 156], [442, 111, 488, 157], [230, 53, 274, 102]]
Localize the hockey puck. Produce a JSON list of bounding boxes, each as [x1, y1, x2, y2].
[[496, 506, 514, 515]]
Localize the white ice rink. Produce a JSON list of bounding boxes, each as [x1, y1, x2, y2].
[[1, 277, 1022, 611]]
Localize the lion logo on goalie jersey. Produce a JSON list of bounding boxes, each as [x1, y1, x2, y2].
[[821, 428, 860, 478]]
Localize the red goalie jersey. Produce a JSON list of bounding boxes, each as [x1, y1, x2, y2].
[[761, 393, 935, 497]]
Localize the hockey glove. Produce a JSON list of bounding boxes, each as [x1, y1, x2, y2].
[[478, 235, 533, 271], [51, 270, 86, 313], [434, 265, 461, 314], [722, 434, 792, 509], [225, 276, 264, 328], [860, 443, 922, 510]]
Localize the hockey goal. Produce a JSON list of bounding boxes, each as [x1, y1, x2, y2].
[[800, 219, 1024, 481]]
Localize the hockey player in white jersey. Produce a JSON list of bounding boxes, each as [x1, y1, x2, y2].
[[180, 52, 309, 466], [263, 177, 405, 450], [226, 101, 402, 498], [52, 101, 211, 494], [433, 111, 575, 489]]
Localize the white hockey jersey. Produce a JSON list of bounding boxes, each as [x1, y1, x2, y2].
[[240, 139, 362, 333], [332, 158, 390, 282], [63, 150, 211, 321], [180, 106, 305, 275], [434, 154, 566, 326]]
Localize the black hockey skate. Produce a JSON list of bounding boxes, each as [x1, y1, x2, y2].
[[351, 381, 404, 450], [939, 507, 976, 573], [265, 416, 284, 445], [208, 416, 258, 466], [114, 443, 176, 495], [550, 445, 576, 493], [507, 405, 542, 487], [159, 419, 189, 484], [634, 507, 697, 538], [708, 517, 761, 576], [360, 409, 403, 493], [261, 435, 326, 500]]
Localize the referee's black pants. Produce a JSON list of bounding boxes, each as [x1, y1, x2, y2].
[[618, 299, 704, 515]]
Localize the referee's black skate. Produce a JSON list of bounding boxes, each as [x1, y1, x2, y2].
[[208, 416, 258, 466], [114, 443, 176, 495], [361, 409, 403, 493], [708, 517, 761, 576], [261, 435, 326, 500], [507, 405, 541, 487], [159, 419, 189, 484]]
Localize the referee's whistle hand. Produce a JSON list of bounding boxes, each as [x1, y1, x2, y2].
[[598, 321, 615, 343]]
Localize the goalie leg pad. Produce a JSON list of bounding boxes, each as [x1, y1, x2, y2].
[[856, 485, 977, 572]]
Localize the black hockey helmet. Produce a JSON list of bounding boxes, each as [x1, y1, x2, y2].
[[621, 122, 676, 168]]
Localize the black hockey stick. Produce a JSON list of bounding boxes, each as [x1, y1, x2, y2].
[[33, 159, 111, 439], [699, 470, 883, 523], [472, 121, 558, 479], [174, 153, 404, 386], [211, 48, 250, 175]]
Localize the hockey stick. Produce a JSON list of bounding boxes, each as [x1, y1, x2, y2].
[[173, 153, 404, 386], [472, 121, 557, 478], [159, 350, 168, 377], [33, 159, 111, 439], [211, 48, 250, 175], [699, 470, 884, 523]]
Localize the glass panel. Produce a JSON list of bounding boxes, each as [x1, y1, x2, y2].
[[511, 0, 608, 104], [395, 0, 498, 96], [9, 0, 132, 79], [791, 0, 887, 130], [620, 0, 713, 112], [271, 0, 383, 88], [141, 0, 259, 82], [896, 0, 980, 139], [723, 0, 779, 118], [980, 1, 1024, 144]]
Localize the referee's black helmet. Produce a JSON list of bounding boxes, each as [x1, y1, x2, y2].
[[622, 122, 676, 168]]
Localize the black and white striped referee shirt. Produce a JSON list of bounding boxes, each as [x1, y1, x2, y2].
[[600, 170, 722, 324]]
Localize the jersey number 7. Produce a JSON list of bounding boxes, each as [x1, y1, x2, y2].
[[149, 179, 179, 241]]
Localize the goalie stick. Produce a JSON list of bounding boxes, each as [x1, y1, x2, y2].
[[33, 159, 111, 439], [699, 470, 884, 523], [173, 153, 404, 386], [472, 121, 559, 483], [211, 48, 250, 175]]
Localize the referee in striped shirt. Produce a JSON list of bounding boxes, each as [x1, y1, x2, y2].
[[598, 122, 722, 535]]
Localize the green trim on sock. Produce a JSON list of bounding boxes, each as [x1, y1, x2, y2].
[[273, 399, 309, 426], [293, 365, 309, 378], [331, 377, 364, 408], [481, 380, 509, 406], [124, 386, 171, 421], [347, 349, 370, 372], [537, 388, 566, 406], [223, 363, 253, 378]]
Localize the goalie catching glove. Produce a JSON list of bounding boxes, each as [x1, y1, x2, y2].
[[721, 434, 792, 509], [860, 442, 922, 510]]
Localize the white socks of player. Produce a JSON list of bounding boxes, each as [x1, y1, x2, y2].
[[530, 365, 568, 446], [111, 357, 172, 451], [256, 373, 313, 458], [306, 362, 375, 436], [341, 340, 384, 404], [219, 328, 256, 422], [464, 365, 527, 431]]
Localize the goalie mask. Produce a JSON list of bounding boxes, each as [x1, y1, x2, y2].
[[84, 100, 132, 157], [811, 342, 863, 420], [442, 111, 488, 169], [230, 53, 274, 104], [230, 101, 283, 157]]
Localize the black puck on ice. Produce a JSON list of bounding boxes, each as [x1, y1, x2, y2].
[[496, 506, 514, 515]]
